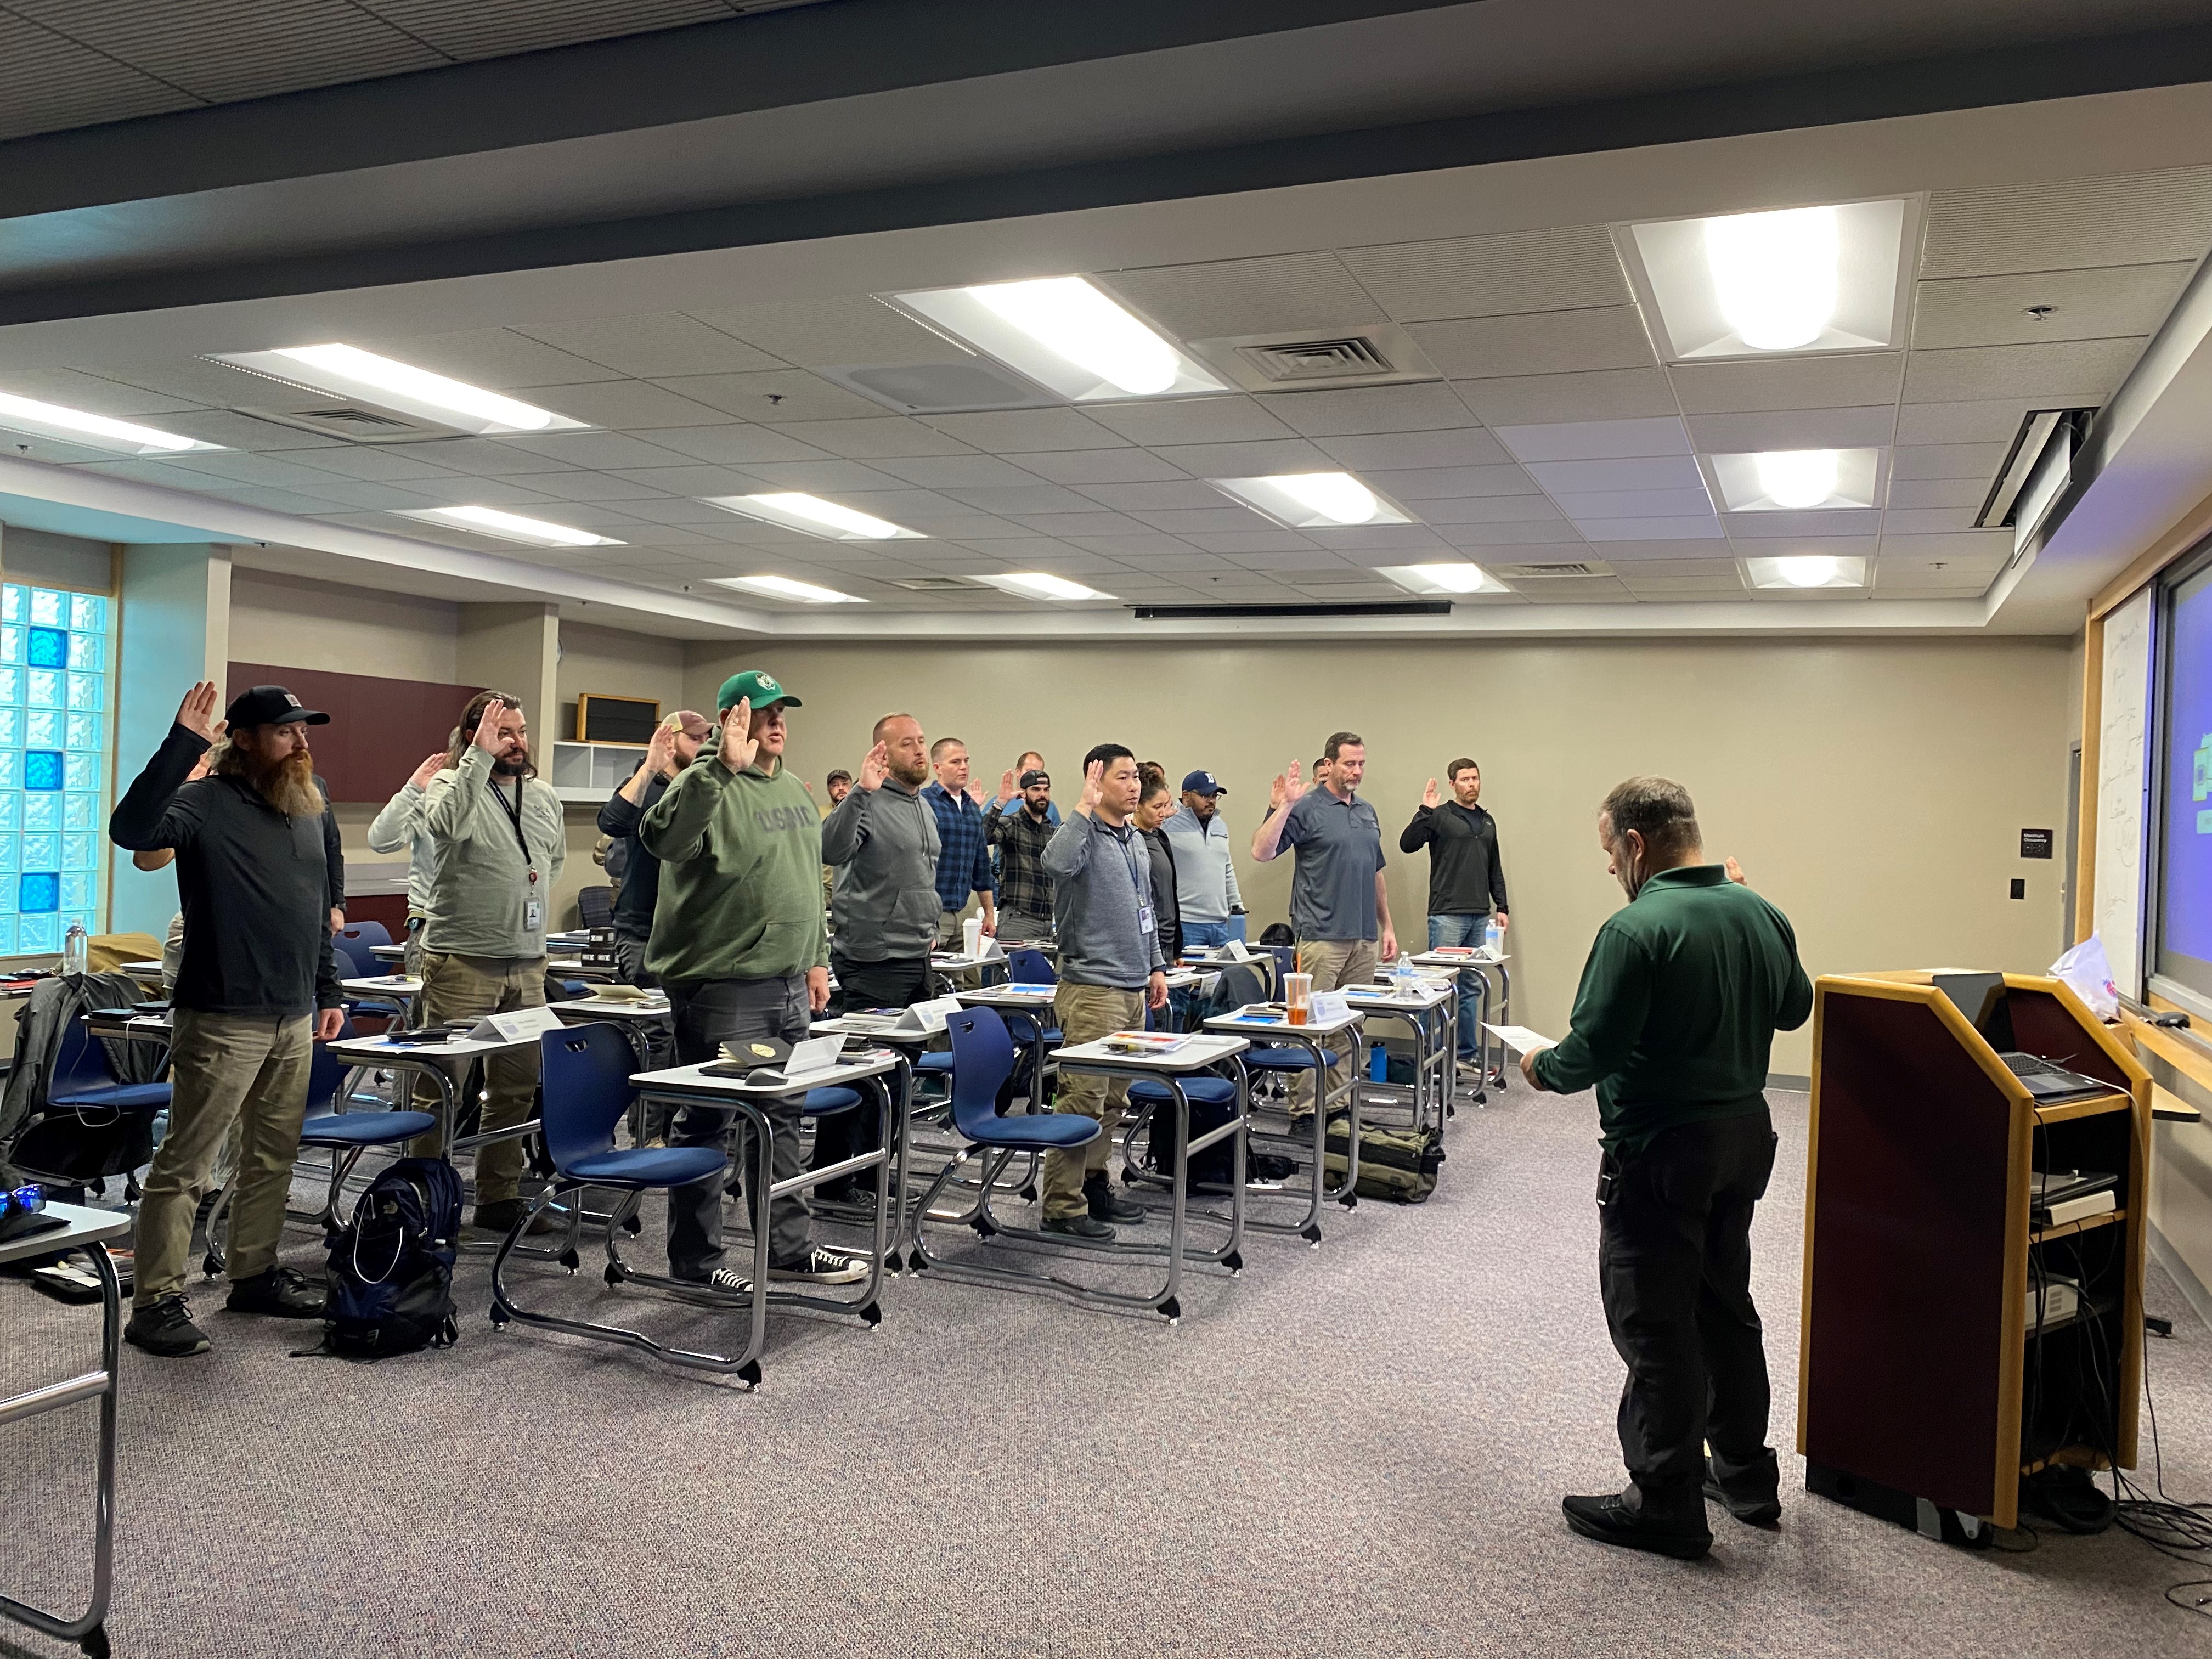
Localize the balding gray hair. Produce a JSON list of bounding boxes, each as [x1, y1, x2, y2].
[[1599, 776, 1701, 861]]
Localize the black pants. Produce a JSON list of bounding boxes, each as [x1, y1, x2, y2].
[[1597, 1108, 1779, 1514], [812, 953, 930, 1180], [664, 975, 812, 1276]]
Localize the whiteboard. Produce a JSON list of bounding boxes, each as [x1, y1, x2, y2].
[[2094, 588, 2154, 995]]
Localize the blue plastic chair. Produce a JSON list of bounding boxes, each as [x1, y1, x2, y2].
[[337, 921, 392, 950], [297, 1017, 437, 1216], [331, 934, 408, 1025], [1006, 948, 1057, 985], [50, 1016, 171, 1113]]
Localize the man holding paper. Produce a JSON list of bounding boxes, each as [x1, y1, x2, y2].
[[641, 670, 863, 1291], [1522, 776, 1810, 1560]]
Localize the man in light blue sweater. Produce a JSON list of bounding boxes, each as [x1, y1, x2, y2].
[[1038, 743, 1169, 1240]]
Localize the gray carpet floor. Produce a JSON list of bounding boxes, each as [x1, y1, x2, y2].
[[5, 1084, 2210, 1659]]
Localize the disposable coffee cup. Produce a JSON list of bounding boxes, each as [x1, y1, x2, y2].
[[962, 916, 984, 958]]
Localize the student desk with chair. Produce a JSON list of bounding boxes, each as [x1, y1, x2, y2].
[[1345, 972, 1457, 1132], [1200, 1000, 1365, 1248]]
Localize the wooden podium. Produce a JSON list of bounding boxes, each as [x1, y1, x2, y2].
[[1800, 972, 2149, 1536]]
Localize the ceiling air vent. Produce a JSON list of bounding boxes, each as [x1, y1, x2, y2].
[[891, 575, 989, 592], [1496, 560, 1611, 579], [232, 404, 461, 444], [1188, 322, 1438, 393]]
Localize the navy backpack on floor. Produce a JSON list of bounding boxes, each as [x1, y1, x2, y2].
[[311, 1158, 463, 1359]]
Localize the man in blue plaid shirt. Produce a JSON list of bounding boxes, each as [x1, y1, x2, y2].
[[921, 736, 997, 949]]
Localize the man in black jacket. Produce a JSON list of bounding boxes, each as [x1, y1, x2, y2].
[[109, 682, 346, 1357], [1400, 758, 1510, 1074], [596, 711, 713, 986]]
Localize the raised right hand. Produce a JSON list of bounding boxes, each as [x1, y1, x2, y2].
[[1422, 777, 1438, 809], [471, 697, 507, 755], [175, 681, 219, 741], [1269, 760, 1300, 811], [719, 698, 758, 772], [997, 766, 1017, 806], [1077, 758, 1105, 816], [858, 741, 890, 792], [643, 718, 679, 776], [409, 750, 445, 789]]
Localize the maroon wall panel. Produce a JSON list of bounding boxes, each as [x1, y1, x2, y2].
[[230, 663, 486, 804]]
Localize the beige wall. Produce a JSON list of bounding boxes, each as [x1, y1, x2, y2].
[[229, 568, 459, 681], [555, 621, 689, 740], [691, 635, 2076, 1073]]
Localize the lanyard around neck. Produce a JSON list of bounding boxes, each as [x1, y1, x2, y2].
[[489, 775, 537, 877]]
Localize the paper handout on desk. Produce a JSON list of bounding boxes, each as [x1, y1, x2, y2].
[[466, 1005, 566, 1043], [1483, 1024, 1558, 1056]]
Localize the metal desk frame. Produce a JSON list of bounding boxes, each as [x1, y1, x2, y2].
[[1194, 1007, 1364, 1246], [1344, 978, 1456, 1133]]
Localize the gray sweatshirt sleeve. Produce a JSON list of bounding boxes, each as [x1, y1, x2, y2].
[[1221, 826, 1244, 913], [367, 781, 424, 855], [1040, 812, 1094, 880], [820, 786, 868, 867]]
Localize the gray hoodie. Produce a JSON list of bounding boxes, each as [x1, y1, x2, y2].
[[1042, 811, 1165, 991], [821, 777, 941, 963]]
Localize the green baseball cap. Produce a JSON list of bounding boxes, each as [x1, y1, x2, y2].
[[715, 669, 799, 712]]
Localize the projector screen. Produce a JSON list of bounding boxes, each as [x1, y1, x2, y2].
[[2155, 552, 2212, 1003]]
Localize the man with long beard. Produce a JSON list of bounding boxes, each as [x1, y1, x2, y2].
[[415, 690, 566, 1234], [110, 682, 348, 1357]]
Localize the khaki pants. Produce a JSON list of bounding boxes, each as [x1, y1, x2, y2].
[[407, 951, 546, 1205], [133, 1009, 313, 1306], [1292, 938, 1375, 1118], [1040, 983, 1145, 1221]]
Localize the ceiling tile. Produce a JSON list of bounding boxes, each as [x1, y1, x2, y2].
[[278, 478, 437, 511], [1008, 512, 1156, 537], [1064, 533, 1201, 556], [512, 471, 675, 503], [1414, 496, 1568, 525], [1570, 538, 1733, 561], [764, 417, 975, 460], [1551, 488, 1717, 518], [1884, 477, 1988, 511], [1576, 516, 1724, 541], [868, 453, 1045, 488], [1338, 225, 1628, 323], [1074, 481, 1231, 512], [1175, 531, 1319, 554], [1148, 438, 1337, 475], [400, 437, 575, 475], [1081, 396, 1295, 446], [636, 425, 837, 465], [1900, 337, 2143, 404], [1453, 368, 1679, 425], [365, 328, 624, 389], [1012, 448, 1193, 486], [514, 313, 785, 377], [1618, 577, 1751, 597], [687, 295, 949, 367], [498, 431, 691, 469], [1128, 508, 1282, 535], [730, 460, 914, 494], [522, 379, 739, 430], [923, 409, 1130, 453], [167, 449, 367, 489], [1893, 400, 2041, 445], [0, 366, 204, 416], [376, 473, 560, 507], [942, 484, 1105, 515], [605, 462, 801, 496], [1496, 575, 1633, 602], [1492, 416, 1690, 462], [1911, 263, 2194, 349], [611, 496, 755, 527], [1683, 405, 1897, 453], [1358, 462, 1542, 499], [1314, 429, 1511, 470], [1611, 557, 1747, 578], [1920, 167, 2212, 278], [1890, 441, 2010, 481], [1722, 509, 1881, 537], [1263, 382, 1476, 437], [1668, 353, 1903, 413], [1098, 251, 1381, 340], [1879, 506, 1982, 534], [1437, 523, 1596, 549], [650, 369, 883, 424], [1525, 455, 1703, 492], [1301, 525, 1449, 552], [1408, 307, 1655, 379]]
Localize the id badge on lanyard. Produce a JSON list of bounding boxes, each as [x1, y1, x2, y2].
[[1121, 832, 1155, 939], [496, 777, 543, 931]]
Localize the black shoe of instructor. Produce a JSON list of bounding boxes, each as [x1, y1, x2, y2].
[[1561, 1487, 1712, 1559], [1085, 1172, 1143, 1224]]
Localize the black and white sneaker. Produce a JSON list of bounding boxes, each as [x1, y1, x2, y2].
[[225, 1265, 328, 1318], [768, 1246, 869, 1284], [125, 1293, 211, 1357]]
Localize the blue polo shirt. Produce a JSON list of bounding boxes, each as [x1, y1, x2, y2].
[[1280, 786, 1386, 941]]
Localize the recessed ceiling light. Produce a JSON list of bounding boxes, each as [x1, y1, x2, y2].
[[1708, 448, 1882, 512], [0, 390, 221, 454], [1618, 198, 1913, 360], [980, 572, 1114, 601], [1211, 472, 1413, 529], [703, 493, 926, 541], [1375, 562, 1508, 596], [715, 574, 866, 604], [212, 344, 586, 435], [393, 506, 622, 548], [1743, 554, 1867, 590], [888, 276, 1227, 402]]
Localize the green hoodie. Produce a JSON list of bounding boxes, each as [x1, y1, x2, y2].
[[638, 753, 827, 985]]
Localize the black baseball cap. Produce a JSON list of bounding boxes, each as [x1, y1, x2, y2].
[[1181, 769, 1226, 795], [1020, 769, 1050, 788], [224, 685, 329, 729]]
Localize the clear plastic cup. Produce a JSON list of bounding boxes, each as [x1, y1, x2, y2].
[[1286, 972, 1312, 1025]]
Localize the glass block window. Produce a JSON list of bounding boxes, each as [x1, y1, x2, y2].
[[0, 584, 111, 953]]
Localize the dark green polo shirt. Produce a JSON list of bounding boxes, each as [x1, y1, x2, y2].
[[1533, 864, 1813, 1156]]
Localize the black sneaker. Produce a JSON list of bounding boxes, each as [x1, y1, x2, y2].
[[225, 1266, 327, 1319], [125, 1294, 211, 1357], [1042, 1214, 1115, 1241], [1561, 1491, 1712, 1560], [473, 1198, 557, 1237], [1703, 1459, 1782, 1527], [766, 1246, 868, 1284], [1085, 1176, 1144, 1224]]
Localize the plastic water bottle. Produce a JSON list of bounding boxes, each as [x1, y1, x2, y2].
[[1483, 917, 1503, 958], [61, 921, 87, 977], [1396, 950, 1419, 993]]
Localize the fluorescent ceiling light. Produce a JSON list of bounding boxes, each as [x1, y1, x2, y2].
[[1743, 554, 1867, 590], [703, 493, 926, 541], [393, 506, 622, 548], [212, 345, 586, 435], [980, 572, 1114, 601], [1376, 562, 1509, 596], [1212, 472, 1412, 529], [889, 277, 1227, 403], [1708, 448, 1881, 512], [0, 390, 220, 454], [1618, 197, 1913, 360], [715, 574, 866, 604]]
